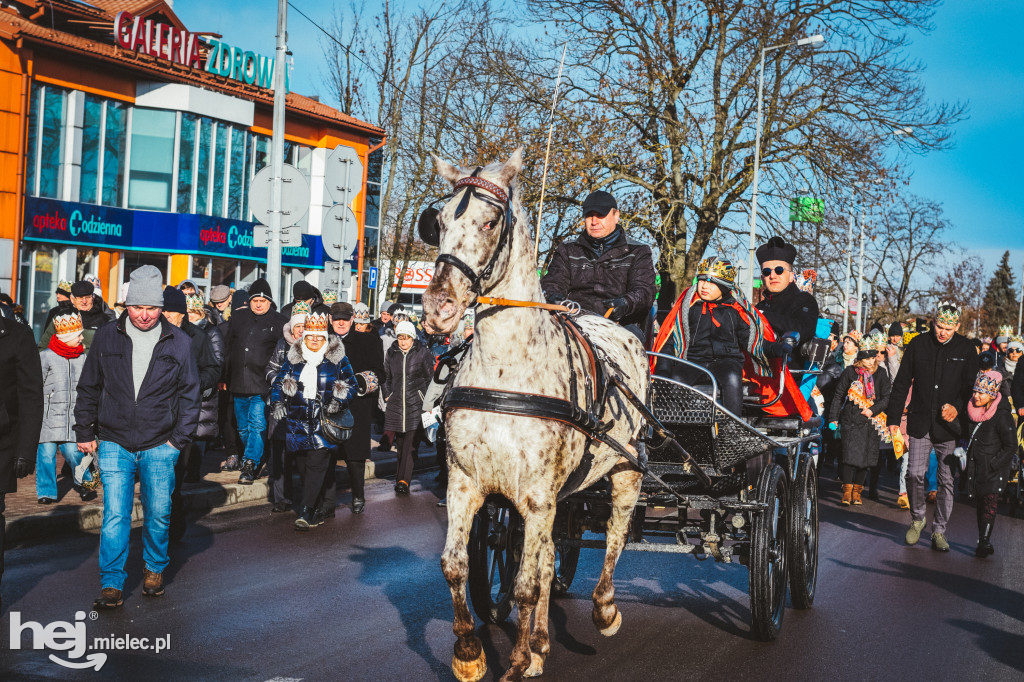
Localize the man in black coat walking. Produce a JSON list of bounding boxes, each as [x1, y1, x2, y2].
[[326, 302, 385, 514], [885, 303, 979, 552], [541, 190, 657, 341], [221, 279, 287, 484], [755, 237, 819, 367], [75, 265, 200, 608], [0, 313, 43, 605]]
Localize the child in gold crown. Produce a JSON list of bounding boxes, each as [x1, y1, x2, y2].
[[36, 313, 96, 503]]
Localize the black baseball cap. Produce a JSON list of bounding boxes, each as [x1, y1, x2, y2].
[[581, 190, 617, 217]]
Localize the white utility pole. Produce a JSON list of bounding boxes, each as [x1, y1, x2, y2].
[[842, 209, 854, 335], [267, 0, 288, 302], [856, 209, 866, 335], [1018, 259, 1023, 335]]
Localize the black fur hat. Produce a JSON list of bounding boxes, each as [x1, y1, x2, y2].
[[755, 236, 797, 265]]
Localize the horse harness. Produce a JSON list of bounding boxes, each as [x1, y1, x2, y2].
[[431, 168, 517, 297]]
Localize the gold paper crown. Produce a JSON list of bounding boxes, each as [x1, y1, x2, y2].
[[304, 312, 329, 334], [57, 280, 73, 293], [996, 325, 1013, 338], [696, 256, 737, 286], [973, 371, 1001, 398], [935, 302, 961, 326], [292, 301, 312, 317], [53, 313, 84, 335], [861, 332, 886, 352], [186, 294, 205, 311], [322, 290, 338, 304]]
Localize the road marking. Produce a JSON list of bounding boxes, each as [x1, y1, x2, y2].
[[263, 678, 303, 682]]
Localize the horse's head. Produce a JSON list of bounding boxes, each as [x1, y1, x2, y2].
[[421, 148, 524, 334]]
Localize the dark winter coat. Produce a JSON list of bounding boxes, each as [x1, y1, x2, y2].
[[0, 316, 43, 493], [38, 348, 87, 443], [339, 329, 385, 461], [829, 364, 891, 469], [383, 340, 434, 433], [179, 319, 222, 438], [885, 331, 979, 443], [269, 337, 358, 452], [684, 296, 749, 366], [222, 307, 287, 396], [1013, 361, 1024, 413], [541, 228, 657, 328], [965, 396, 1016, 498], [756, 283, 819, 367], [74, 314, 200, 452]]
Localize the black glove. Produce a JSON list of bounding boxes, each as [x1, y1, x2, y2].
[[765, 332, 800, 359], [601, 298, 628, 321], [15, 457, 34, 478], [778, 332, 800, 354], [271, 402, 287, 422]]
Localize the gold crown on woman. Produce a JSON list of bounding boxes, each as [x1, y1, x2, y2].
[[53, 313, 84, 335], [860, 332, 886, 353], [696, 256, 737, 285], [304, 312, 330, 334]]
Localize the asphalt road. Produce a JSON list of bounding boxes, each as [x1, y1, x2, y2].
[[1, 468, 1022, 681]]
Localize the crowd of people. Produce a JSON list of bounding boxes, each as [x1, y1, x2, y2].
[[0, 265, 471, 610], [0, 186, 1019, 611]]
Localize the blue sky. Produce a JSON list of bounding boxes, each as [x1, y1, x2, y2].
[[171, 0, 1024, 284]]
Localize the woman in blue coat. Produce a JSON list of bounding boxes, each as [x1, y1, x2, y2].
[[270, 313, 359, 530]]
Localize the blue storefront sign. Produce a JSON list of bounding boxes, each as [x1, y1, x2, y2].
[[23, 197, 324, 269]]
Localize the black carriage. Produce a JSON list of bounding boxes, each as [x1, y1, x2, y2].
[[467, 353, 821, 641]]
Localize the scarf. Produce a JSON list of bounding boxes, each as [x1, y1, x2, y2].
[[855, 366, 875, 400], [1005, 357, 1018, 374], [659, 285, 771, 376], [298, 340, 329, 400], [967, 392, 1001, 423], [842, 351, 857, 368], [48, 334, 85, 359]]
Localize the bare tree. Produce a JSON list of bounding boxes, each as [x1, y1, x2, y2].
[[505, 0, 966, 294]]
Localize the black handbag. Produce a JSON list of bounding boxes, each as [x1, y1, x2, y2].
[[317, 398, 354, 444]]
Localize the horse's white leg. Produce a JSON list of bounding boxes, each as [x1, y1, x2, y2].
[[592, 461, 643, 635], [525, 520, 556, 678], [441, 467, 487, 682], [501, 502, 556, 682]]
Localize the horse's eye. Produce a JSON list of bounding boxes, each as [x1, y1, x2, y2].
[[481, 221, 494, 231]]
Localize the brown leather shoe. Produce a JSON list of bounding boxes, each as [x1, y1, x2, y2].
[[852, 484, 864, 505], [93, 587, 123, 609], [143, 569, 165, 597], [841, 484, 853, 505]]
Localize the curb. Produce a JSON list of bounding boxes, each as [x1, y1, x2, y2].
[[5, 451, 441, 544]]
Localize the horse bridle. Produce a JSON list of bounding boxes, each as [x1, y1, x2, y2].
[[419, 167, 516, 297]]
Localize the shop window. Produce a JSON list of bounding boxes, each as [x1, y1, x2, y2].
[[212, 122, 228, 217], [24, 84, 40, 195], [103, 101, 128, 207], [20, 245, 58, 338], [196, 117, 213, 214], [39, 86, 66, 199], [76, 248, 99, 282], [178, 113, 198, 213], [121, 252, 168, 283], [80, 94, 104, 204], [295, 146, 313, 177], [365, 182, 381, 228], [228, 126, 248, 220], [210, 258, 237, 288], [128, 108, 176, 211], [253, 134, 270, 173]]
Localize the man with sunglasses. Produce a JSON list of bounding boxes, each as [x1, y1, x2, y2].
[[542, 190, 657, 341], [754, 236, 819, 368]]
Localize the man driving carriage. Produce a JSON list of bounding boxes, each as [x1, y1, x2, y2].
[[541, 190, 657, 342]]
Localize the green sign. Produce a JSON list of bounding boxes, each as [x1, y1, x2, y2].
[[789, 197, 824, 224]]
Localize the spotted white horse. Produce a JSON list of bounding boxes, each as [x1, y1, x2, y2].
[[421, 149, 650, 681]]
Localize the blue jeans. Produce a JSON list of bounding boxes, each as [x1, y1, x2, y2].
[[35, 442, 91, 499], [97, 441, 179, 590], [926, 449, 938, 493], [234, 395, 267, 465]]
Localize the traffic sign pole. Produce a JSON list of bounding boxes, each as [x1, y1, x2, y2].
[[267, 0, 288, 303]]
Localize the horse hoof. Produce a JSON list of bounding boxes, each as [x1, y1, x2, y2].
[[599, 610, 622, 637], [525, 652, 545, 677], [452, 651, 487, 682]]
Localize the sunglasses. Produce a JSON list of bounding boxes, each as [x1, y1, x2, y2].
[[1009, 348, 1023, 354], [761, 266, 789, 277]]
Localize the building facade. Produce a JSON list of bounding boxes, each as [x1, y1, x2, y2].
[[0, 0, 384, 337]]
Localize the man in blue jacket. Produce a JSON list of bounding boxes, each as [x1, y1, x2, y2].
[[75, 265, 200, 609]]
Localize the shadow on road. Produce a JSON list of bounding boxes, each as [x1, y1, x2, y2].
[[947, 619, 1024, 672]]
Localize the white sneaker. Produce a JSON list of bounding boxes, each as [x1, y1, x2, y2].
[[74, 454, 93, 486]]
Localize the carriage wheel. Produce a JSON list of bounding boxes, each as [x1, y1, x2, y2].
[[468, 496, 523, 624], [749, 463, 789, 641], [551, 500, 583, 596], [787, 452, 818, 609]]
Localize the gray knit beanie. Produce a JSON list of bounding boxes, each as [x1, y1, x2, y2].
[[125, 265, 165, 307]]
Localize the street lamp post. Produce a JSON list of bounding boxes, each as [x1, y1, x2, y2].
[[842, 209, 854, 335], [746, 34, 825, 301], [857, 208, 866, 335]]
